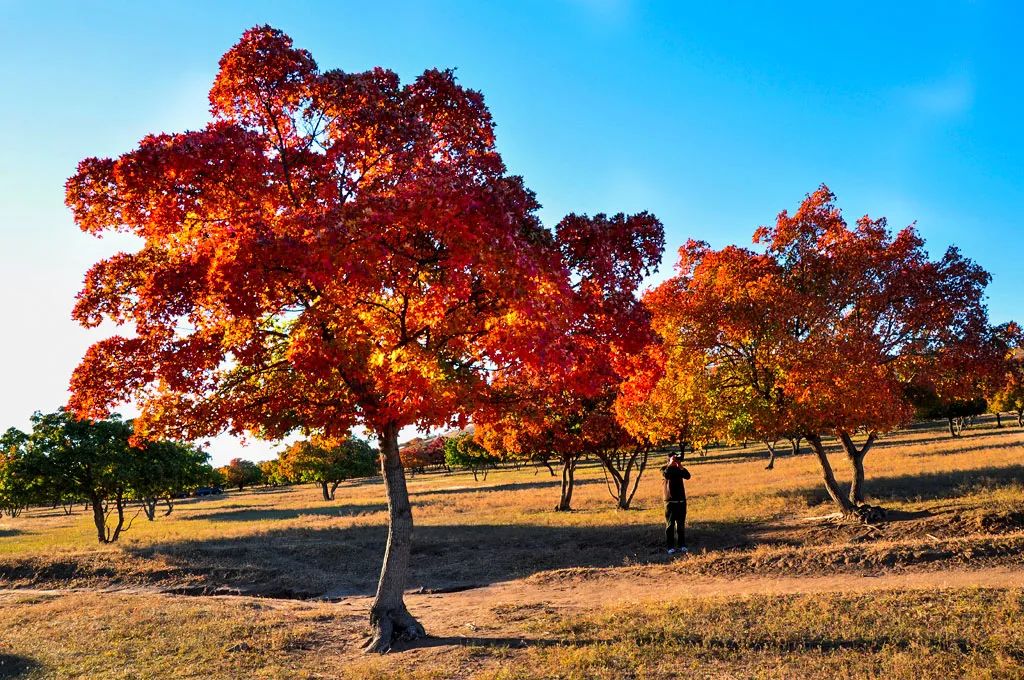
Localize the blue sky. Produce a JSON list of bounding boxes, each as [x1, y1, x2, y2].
[[1, 1, 1021, 464]]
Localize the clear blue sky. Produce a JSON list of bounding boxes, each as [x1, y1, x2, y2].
[[1, 1, 1021, 465]]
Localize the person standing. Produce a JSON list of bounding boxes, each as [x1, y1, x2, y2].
[[662, 453, 691, 554]]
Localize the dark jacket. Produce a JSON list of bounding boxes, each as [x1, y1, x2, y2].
[[661, 464, 691, 502]]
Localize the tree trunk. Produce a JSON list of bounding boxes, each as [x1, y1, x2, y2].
[[320, 481, 331, 501], [555, 456, 576, 511], [677, 438, 687, 460], [948, 417, 960, 438], [90, 495, 108, 543], [790, 437, 801, 457], [330, 481, 340, 500], [764, 441, 777, 470], [837, 430, 876, 506], [365, 423, 424, 653], [109, 493, 127, 542], [143, 498, 157, 521], [995, 412, 1003, 428], [163, 497, 174, 516], [1018, 409, 1024, 427], [806, 434, 855, 513]]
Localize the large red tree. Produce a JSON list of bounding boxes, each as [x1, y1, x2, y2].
[[66, 26, 565, 651]]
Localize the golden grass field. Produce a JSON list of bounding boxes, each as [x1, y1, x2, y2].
[[0, 416, 1022, 678]]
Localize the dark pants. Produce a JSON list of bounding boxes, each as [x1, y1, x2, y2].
[[665, 500, 686, 548]]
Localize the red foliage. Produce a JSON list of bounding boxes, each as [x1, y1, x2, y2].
[[66, 25, 567, 444]]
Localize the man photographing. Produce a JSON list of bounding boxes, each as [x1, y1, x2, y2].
[[662, 453, 691, 554]]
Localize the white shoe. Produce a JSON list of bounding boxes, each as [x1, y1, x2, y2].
[[667, 548, 676, 555], [677, 546, 689, 554]]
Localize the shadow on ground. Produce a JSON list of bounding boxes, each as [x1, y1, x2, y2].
[[186, 503, 387, 522], [119, 519, 759, 599], [0, 654, 40, 679]]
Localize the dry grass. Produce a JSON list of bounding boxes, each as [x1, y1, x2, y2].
[[0, 417, 1021, 677]]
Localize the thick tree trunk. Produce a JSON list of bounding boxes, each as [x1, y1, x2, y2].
[[806, 434, 855, 513], [948, 417, 960, 438], [143, 498, 157, 521], [838, 430, 876, 506], [995, 412, 1003, 428], [555, 456, 576, 511], [320, 481, 331, 501], [365, 423, 424, 653], [677, 438, 687, 460], [790, 437, 801, 457]]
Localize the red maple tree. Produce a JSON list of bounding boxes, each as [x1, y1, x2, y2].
[[66, 26, 566, 650], [629, 186, 999, 514], [477, 212, 664, 510]]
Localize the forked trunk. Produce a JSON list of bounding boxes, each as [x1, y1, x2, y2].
[[806, 434, 855, 514], [764, 441, 778, 470], [790, 437, 801, 457], [365, 423, 425, 653], [838, 430, 876, 506], [330, 481, 341, 500], [143, 498, 158, 521], [598, 446, 648, 510], [555, 456, 576, 511]]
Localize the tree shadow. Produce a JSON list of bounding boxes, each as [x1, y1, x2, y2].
[[185, 503, 387, 522], [123, 519, 763, 600], [864, 464, 1024, 503], [0, 529, 22, 538], [411, 476, 603, 498], [0, 654, 40, 679]]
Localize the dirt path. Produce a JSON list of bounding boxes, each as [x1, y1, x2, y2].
[[322, 565, 1024, 644]]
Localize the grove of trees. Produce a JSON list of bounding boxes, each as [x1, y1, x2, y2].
[[0, 410, 216, 542], [61, 25, 1020, 651]]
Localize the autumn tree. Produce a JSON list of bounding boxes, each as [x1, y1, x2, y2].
[[479, 212, 664, 511], [634, 186, 999, 515], [279, 436, 376, 500], [398, 437, 447, 475], [217, 458, 263, 491], [66, 26, 565, 650], [259, 458, 291, 486]]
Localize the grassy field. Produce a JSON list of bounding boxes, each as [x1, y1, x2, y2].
[[0, 417, 1022, 678]]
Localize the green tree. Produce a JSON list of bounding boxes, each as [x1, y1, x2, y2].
[[443, 431, 499, 481], [27, 410, 142, 542], [0, 428, 41, 517], [132, 441, 215, 519], [279, 437, 376, 500]]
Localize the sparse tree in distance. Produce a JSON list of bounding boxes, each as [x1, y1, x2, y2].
[[279, 436, 376, 500], [218, 458, 263, 492]]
